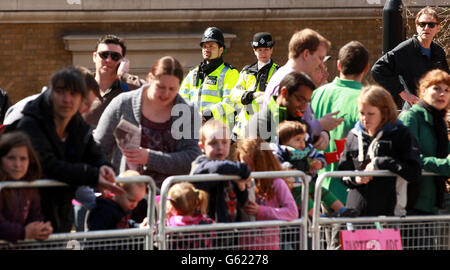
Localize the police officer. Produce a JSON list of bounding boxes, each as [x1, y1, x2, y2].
[[232, 32, 280, 138], [179, 27, 239, 128]]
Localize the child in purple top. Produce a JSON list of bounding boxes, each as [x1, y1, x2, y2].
[[235, 137, 298, 250], [0, 132, 53, 243]]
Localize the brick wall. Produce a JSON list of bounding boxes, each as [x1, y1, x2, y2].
[[0, 19, 389, 103]]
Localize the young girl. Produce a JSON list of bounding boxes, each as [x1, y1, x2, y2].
[[0, 131, 53, 242], [235, 137, 298, 250], [166, 182, 215, 249], [339, 85, 422, 216]]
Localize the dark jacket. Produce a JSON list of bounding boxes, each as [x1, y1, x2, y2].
[[87, 196, 133, 231], [15, 90, 111, 232], [0, 188, 43, 242], [82, 74, 144, 127], [190, 155, 250, 222], [240, 60, 280, 104], [371, 35, 449, 101], [338, 120, 422, 216]]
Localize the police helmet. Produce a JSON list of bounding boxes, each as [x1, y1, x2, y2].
[[200, 27, 225, 48], [251, 32, 275, 48]]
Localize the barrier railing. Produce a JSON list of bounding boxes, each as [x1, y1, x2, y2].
[[311, 170, 449, 250], [157, 170, 311, 250], [0, 175, 157, 250]]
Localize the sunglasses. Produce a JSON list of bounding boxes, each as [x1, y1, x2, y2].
[[417, 22, 438, 29], [98, 51, 122, 61]]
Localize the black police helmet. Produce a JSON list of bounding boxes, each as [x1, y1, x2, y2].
[[200, 27, 225, 48], [251, 32, 275, 48]]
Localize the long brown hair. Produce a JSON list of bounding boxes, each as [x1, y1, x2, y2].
[[0, 131, 41, 182], [357, 85, 398, 130], [0, 132, 42, 213], [235, 137, 283, 200]]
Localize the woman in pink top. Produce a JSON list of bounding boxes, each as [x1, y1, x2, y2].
[[235, 137, 298, 250]]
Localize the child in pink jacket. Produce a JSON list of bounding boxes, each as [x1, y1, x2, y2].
[[165, 182, 215, 249], [235, 137, 298, 250]]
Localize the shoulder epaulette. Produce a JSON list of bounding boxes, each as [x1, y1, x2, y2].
[[223, 62, 238, 70], [242, 61, 258, 72]]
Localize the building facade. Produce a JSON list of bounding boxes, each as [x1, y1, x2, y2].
[[0, 0, 447, 102]]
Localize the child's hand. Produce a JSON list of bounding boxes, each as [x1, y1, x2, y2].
[[139, 217, 149, 228], [310, 159, 323, 170], [243, 200, 259, 215], [25, 221, 53, 240], [234, 176, 250, 191], [356, 176, 371, 185], [40, 221, 53, 238], [355, 161, 375, 184]]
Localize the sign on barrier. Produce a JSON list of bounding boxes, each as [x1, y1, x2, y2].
[[340, 228, 402, 250], [311, 170, 448, 250]]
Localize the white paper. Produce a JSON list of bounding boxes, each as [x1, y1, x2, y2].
[[114, 118, 141, 151]]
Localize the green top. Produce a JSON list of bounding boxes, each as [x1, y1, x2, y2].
[[399, 104, 450, 213], [310, 77, 363, 203]]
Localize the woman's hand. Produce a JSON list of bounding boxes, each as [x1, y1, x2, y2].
[[122, 147, 150, 166], [97, 165, 125, 195]]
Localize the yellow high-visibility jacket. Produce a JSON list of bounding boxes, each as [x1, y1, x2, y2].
[[232, 60, 279, 138], [179, 61, 239, 129]]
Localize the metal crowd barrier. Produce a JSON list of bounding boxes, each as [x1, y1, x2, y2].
[[157, 171, 311, 250], [311, 170, 450, 250], [0, 175, 157, 250]]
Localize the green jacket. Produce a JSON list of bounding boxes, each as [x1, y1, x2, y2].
[[310, 77, 363, 203], [399, 104, 450, 214]]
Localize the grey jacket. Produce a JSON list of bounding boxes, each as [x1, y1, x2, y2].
[[94, 85, 202, 182]]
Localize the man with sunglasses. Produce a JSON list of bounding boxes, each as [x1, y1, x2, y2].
[[371, 6, 449, 111], [83, 34, 144, 127]]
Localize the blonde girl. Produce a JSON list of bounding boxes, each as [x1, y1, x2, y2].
[[166, 182, 215, 249]]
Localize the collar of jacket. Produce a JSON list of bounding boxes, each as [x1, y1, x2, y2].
[[332, 77, 363, 90], [353, 119, 403, 137], [199, 57, 224, 75], [244, 59, 274, 74], [409, 103, 434, 126], [411, 35, 441, 57]]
